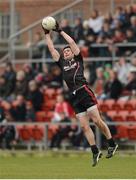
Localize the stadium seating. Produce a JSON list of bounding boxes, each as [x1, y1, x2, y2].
[[115, 125, 128, 140], [36, 111, 47, 122], [31, 125, 44, 141], [127, 126, 136, 140], [107, 111, 128, 121], [17, 125, 32, 141]]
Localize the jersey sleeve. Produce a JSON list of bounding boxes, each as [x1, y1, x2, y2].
[[74, 52, 83, 62], [55, 56, 63, 70]]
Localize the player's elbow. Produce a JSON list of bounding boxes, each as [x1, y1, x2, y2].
[[69, 39, 75, 45]]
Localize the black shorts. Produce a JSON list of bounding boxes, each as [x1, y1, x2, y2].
[[69, 85, 98, 114]]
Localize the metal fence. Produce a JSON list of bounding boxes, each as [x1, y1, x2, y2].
[[0, 121, 136, 151]]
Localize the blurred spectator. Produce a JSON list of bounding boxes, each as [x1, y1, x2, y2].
[[0, 109, 16, 149], [14, 70, 28, 96], [56, 19, 72, 44], [12, 95, 26, 122], [83, 20, 94, 38], [50, 112, 71, 149], [103, 64, 112, 81], [124, 5, 136, 27], [131, 56, 136, 68], [23, 64, 36, 82], [27, 32, 44, 72], [50, 65, 63, 87], [130, 16, 136, 35], [42, 64, 53, 85], [99, 21, 112, 38], [114, 6, 126, 23], [104, 12, 113, 24], [0, 105, 5, 122], [125, 28, 136, 42], [25, 101, 36, 122], [88, 9, 104, 34], [125, 70, 136, 91], [104, 70, 123, 99], [112, 29, 125, 43], [0, 75, 9, 99], [27, 80, 43, 111], [35, 73, 44, 89], [111, 18, 122, 31], [3, 62, 16, 96], [114, 57, 130, 85], [52, 94, 74, 122], [73, 17, 84, 43], [93, 67, 105, 97]]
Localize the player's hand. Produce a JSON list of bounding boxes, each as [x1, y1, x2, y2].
[[53, 21, 62, 33], [41, 25, 49, 34]]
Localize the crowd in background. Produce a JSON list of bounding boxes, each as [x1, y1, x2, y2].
[[30, 4, 136, 62], [0, 4, 136, 149]]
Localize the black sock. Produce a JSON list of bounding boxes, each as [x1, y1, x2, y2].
[[91, 145, 99, 154], [107, 138, 116, 147]]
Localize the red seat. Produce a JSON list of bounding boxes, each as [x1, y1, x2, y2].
[[127, 126, 136, 140], [107, 111, 128, 121], [126, 112, 136, 122], [31, 125, 44, 141], [115, 100, 127, 111], [104, 99, 115, 110], [115, 125, 128, 139], [123, 100, 136, 112], [17, 125, 32, 141], [36, 111, 46, 122], [98, 100, 110, 113]]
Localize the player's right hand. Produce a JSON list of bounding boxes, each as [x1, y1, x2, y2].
[[41, 25, 49, 34]]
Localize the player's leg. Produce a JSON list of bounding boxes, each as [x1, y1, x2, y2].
[[87, 106, 118, 158], [82, 85, 118, 158], [76, 111, 102, 167]]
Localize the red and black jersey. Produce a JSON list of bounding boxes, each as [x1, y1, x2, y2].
[[56, 53, 87, 92]]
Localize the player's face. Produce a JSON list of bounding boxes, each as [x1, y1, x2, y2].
[[63, 48, 74, 60]]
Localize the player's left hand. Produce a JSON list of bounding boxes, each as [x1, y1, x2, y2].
[[53, 21, 62, 33]]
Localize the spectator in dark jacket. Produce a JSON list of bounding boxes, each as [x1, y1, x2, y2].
[[0, 76, 9, 99], [104, 70, 123, 99], [73, 17, 84, 43], [27, 80, 43, 111], [125, 71, 136, 91], [23, 64, 36, 82], [14, 70, 28, 96], [0, 109, 16, 149], [12, 95, 26, 122], [50, 112, 71, 148], [56, 19, 72, 44], [3, 62, 16, 96], [25, 101, 36, 122]]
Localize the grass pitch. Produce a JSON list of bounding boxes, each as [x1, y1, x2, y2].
[[0, 150, 136, 179]]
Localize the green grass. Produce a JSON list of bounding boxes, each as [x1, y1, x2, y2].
[[0, 151, 136, 179]]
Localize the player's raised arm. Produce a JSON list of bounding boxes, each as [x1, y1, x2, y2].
[[42, 27, 60, 62], [53, 22, 80, 56]]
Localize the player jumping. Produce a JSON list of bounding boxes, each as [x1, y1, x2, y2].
[[42, 21, 118, 167]]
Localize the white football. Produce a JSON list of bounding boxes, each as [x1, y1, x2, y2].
[[42, 16, 56, 30]]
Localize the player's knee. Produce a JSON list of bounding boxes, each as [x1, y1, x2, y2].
[[80, 123, 90, 133], [92, 117, 101, 126]]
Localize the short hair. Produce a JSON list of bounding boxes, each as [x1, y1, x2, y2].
[[62, 45, 71, 52]]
